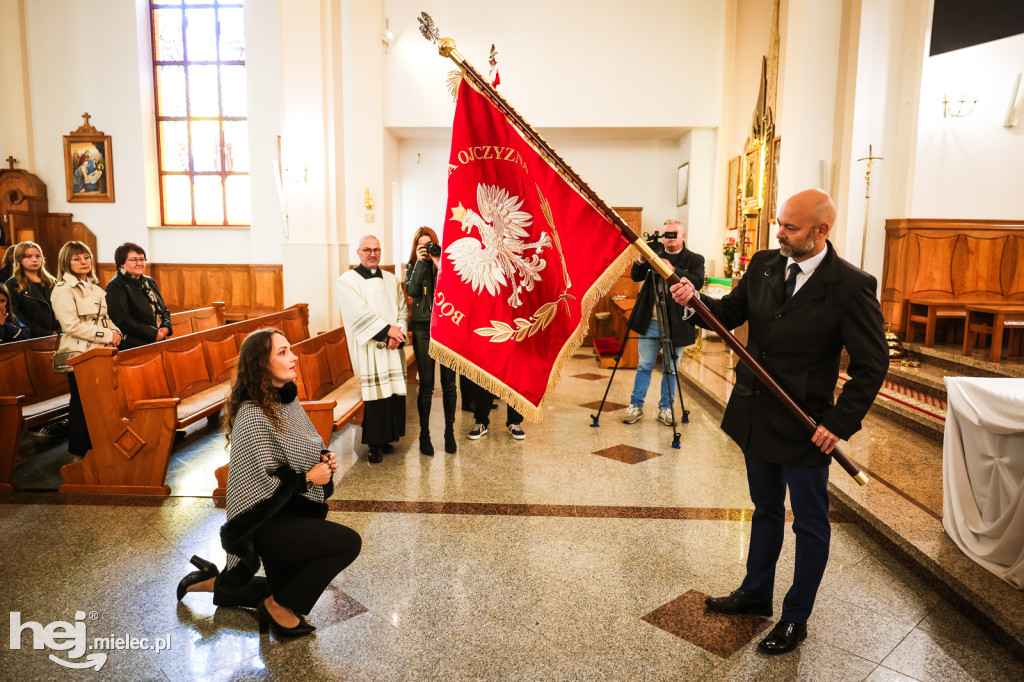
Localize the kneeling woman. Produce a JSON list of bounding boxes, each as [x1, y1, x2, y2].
[[178, 329, 361, 637]]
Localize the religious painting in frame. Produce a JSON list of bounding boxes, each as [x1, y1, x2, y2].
[[676, 162, 689, 206], [768, 136, 781, 223], [63, 115, 114, 203], [741, 142, 762, 213], [726, 155, 740, 229]]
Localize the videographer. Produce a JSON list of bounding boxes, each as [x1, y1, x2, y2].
[[623, 220, 705, 425], [405, 227, 457, 456]]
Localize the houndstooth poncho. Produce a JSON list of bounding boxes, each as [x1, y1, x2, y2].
[[219, 384, 332, 586]]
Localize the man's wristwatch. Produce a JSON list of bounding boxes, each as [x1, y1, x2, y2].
[[304, 472, 314, 491]]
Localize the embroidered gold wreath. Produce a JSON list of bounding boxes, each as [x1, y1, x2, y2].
[[474, 186, 575, 343]]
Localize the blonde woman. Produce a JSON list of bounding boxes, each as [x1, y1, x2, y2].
[[5, 241, 60, 337], [51, 241, 121, 458]]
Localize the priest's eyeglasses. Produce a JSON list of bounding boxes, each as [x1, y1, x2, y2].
[[358, 248, 382, 254]]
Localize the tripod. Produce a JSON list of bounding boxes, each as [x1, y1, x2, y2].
[[590, 275, 689, 448]]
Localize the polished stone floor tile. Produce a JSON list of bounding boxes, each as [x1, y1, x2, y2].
[[881, 627, 1024, 681], [592, 443, 664, 464], [642, 589, 772, 658], [578, 399, 629, 411]]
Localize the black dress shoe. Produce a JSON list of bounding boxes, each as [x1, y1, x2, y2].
[[705, 589, 772, 617], [256, 600, 315, 638], [758, 620, 807, 654], [382, 443, 395, 454], [177, 555, 219, 601], [368, 446, 383, 464]]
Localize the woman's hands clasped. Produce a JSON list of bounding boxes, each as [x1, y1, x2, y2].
[[306, 461, 332, 486]]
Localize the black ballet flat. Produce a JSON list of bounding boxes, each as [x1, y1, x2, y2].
[[256, 600, 315, 637], [176, 555, 219, 601]]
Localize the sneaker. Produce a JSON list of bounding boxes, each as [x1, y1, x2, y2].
[[623, 405, 644, 424], [657, 409, 674, 426], [507, 424, 526, 440], [467, 424, 488, 440]]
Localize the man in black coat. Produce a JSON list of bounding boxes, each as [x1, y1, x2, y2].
[[671, 189, 888, 654], [622, 221, 704, 426]]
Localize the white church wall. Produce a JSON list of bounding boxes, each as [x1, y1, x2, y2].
[[383, 0, 725, 129], [912, 32, 1024, 220], [397, 133, 687, 266], [20, 0, 283, 265]]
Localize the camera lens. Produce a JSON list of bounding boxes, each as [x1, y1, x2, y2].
[[426, 242, 442, 257]]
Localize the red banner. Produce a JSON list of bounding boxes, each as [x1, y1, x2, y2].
[[429, 79, 633, 420]]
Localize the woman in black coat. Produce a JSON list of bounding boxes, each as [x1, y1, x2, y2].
[[5, 241, 60, 337], [104, 242, 173, 349]]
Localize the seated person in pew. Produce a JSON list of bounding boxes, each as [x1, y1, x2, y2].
[[178, 329, 361, 638], [105, 242, 173, 349], [51, 241, 121, 458], [0, 282, 31, 343], [0, 246, 14, 284], [5, 241, 60, 338]]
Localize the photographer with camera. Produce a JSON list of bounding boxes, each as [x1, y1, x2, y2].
[[405, 227, 457, 456], [623, 220, 705, 425]]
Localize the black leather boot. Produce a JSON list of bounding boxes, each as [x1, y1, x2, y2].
[[418, 396, 434, 456]]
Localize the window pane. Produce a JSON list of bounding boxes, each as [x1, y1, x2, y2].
[[188, 65, 219, 116], [194, 176, 225, 224], [155, 66, 186, 116], [190, 121, 222, 172], [184, 8, 217, 61], [153, 0, 182, 6], [153, 9, 184, 61], [217, 8, 245, 61], [163, 175, 193, 224], [222, 121, 248, 172], [220, 65, 247, 117], [225, 175, 250, 225], [159, 121, 190, 171]]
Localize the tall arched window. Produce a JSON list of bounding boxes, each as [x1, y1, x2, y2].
[[150, 0, 250, 226]]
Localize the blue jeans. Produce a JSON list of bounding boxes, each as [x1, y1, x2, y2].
[[629, 320, 684, 410]]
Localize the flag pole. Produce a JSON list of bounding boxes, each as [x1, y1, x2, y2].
[[418, 14, 867, 486]]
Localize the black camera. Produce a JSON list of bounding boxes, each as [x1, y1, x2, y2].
[[423, 242, 442, 258], [644, 230, 677, 258]]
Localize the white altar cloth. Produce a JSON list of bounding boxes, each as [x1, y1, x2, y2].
[[942, 377, 1024, 588]]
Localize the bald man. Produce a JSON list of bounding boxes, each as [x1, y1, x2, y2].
[[672, 189, 887, 654]]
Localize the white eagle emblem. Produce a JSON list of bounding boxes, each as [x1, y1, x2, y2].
[[446, 183, 552, 308]]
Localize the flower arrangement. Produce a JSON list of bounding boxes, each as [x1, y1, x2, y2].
[[723, 237, 737, 263], [722, 237, 738, 276]]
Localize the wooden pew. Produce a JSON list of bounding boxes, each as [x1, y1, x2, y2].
[[211, 325, 367, 497], [293, 326, 364, 431], [0, 335, 68, 492], [60, 304, 310, 495], [169, 302, 226, 335]]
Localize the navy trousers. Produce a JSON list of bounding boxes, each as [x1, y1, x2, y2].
[[738, 453, 831, 624]]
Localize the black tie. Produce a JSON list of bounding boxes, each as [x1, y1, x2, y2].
[[784, 263, 800, 300]]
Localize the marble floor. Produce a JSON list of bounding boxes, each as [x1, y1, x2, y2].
[[3, 348, 1023, 680]]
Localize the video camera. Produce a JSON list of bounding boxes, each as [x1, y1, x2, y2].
[[643, 230, 678, 258]]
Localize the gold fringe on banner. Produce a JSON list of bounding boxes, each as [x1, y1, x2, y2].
[[428, 243, 637, 422]]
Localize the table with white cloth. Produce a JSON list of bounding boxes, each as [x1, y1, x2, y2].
[[943, 377, 1024, 588]]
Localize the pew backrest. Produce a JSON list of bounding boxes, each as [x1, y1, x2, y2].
[[169, 302, 227, 335], [0, 334, 67, 407], [292, 327, 354, 402]]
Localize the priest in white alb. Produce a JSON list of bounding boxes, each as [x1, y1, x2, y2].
[[337, 235, 408, 464]]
